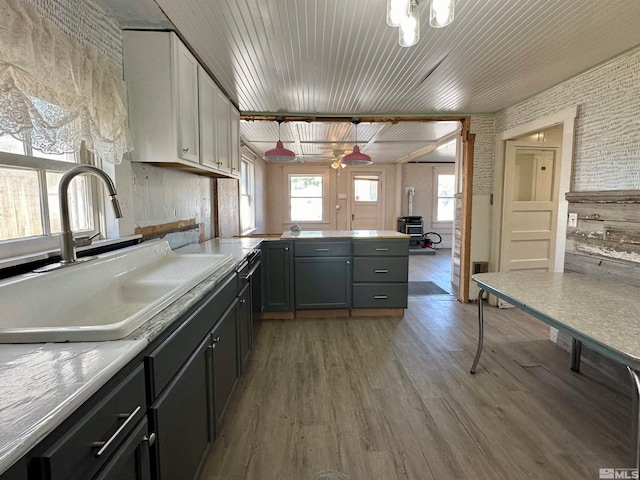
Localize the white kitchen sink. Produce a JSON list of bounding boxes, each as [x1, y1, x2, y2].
[[0, 241, 233, 343]]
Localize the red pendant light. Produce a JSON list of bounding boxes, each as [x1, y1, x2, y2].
[[263, 118, 297, 162], [341, 119, 372, 166]]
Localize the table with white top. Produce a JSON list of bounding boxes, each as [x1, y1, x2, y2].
[[471, 271, 640, 468]]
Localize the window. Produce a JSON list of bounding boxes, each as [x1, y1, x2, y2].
[[353, 175, 379, 202], [289, 174, 324, 222], [239, 157, 255, 234], [0, 137, 98, 246], [433, 168, 455, 223]]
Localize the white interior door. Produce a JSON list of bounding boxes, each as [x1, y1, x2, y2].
[[349, 172, 384, 230], [500, 142, 560, 274]]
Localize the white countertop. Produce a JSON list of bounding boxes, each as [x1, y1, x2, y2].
[[0, 237, 263, 476], [473, 271, 640, 368], [280, 230, 409, 239]]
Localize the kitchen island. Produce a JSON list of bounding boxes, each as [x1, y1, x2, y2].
[[262, 230, 410, 317]]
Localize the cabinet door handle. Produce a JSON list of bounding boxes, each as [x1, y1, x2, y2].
[[92, 405, 142, 457], [182, 147, 190, 153], [284, 247, 289, 251], [374, 269, 389, 273], [374, 295, 388, 300], [315, 248, 330, 251], [240, 298, 246, 303], [374, 248, 389, 252], [213, 336, 221, 345], [142, 432, 157, 447]]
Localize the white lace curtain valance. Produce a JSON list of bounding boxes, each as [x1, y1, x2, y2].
[[0, 0, 132, 164]]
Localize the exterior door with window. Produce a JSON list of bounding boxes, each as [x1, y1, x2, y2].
[[349, 172, 383, 230]]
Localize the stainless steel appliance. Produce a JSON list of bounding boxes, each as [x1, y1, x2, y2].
[[397, 216, 423, 247]]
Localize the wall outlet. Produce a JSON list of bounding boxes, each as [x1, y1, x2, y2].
[[568, 213, 578, 228]]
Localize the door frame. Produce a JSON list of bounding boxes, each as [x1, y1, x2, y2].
[[347, 169, 386, 230], [490, 106, 577, 274]]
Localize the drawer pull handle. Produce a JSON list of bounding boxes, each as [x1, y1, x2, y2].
[[374, 295, 388, 300], [92, 405, 142, 457], [142, 432, 157, 447], [374, 248, 389, 251], [182, 147, 190, 153], [240, 299, 246, 303], [374, 269, 389, 273], [315, 248, 330, 251]]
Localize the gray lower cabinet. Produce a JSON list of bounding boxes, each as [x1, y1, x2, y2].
[[294, 257, 351, 309], [261, 241, 293, 312], [237, 283, 251, 372], [149, 338, 211, 480], [211, 301, 239, 432], [294, 241, 351, 310], [352, 239, 409, 309]]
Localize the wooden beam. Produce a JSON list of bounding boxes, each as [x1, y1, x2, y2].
[[458, 120, 475, 303], [240, 113, 468, 124]]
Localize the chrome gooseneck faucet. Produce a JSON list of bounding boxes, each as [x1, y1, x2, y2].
[[58, 165, 123, 264]]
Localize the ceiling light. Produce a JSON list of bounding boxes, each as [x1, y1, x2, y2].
[[263, 118, 296, 162], [399, 0, 420, 48], [387, 0, 410, 27], [341, 120, 372, 166], [430, 0, 454, 28]]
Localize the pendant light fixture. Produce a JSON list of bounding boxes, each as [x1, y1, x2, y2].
[[387, 0, 410, 27], [341, 120, 372, 166], [263, 117, 297, 162], [399, 0, 420, 47], [429, 0, 455, 28]]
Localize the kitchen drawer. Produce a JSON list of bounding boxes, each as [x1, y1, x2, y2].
[[352, 283, 408, 308], [294, 241, 351, 257], [146, 272, 236, 399], [353, 239, 409, 257], [38, 365, 146, 480], [353, 257, 408, 283]]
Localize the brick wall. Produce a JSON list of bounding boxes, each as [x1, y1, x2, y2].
[[495, 48, 640, 192]]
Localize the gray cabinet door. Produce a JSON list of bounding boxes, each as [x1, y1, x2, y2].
[[261, 241, 293, 312], [294, 257, 351, 309], [211, 301, 239, 432], [149, 338, 210, 480], [238, 283, 252, 373]]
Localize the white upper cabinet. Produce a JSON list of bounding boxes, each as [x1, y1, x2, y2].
[[214, 88, 231, 174], [123, 31, 240, 178], [198, 67, 218, 169], [176, 43, 199, 163], [230, 106, 240, 175]]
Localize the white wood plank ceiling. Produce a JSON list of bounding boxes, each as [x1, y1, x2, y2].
[[111, 0, 640, 162]]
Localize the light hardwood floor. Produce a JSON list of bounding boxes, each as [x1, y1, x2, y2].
[[200, 254, 630, 480]]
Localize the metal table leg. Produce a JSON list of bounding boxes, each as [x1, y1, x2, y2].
[[470, 288, 485, 374], [570, 338, 582, 372], [627, 367, 640, 470]]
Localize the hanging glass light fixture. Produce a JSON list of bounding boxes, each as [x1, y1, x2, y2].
[[387, 0, 410, 27], [399, 0, 420, 48], [429, 0, 454, 28], [263, 118, 297, 162], [341, 120, 372, 166]]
